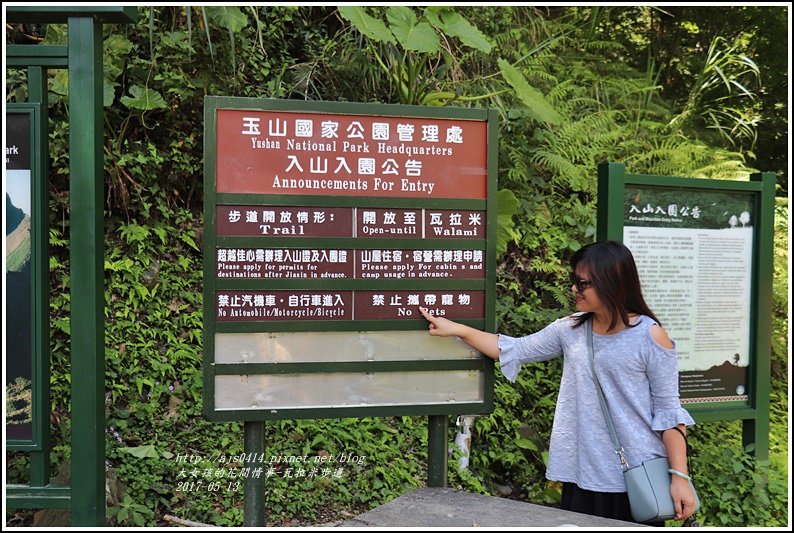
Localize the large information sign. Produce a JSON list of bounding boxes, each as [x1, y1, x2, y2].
[[597, 162, 775, 423], [203, 97, 497, 421], [5, 103, 46, 450], [623, 188, 755, 403]]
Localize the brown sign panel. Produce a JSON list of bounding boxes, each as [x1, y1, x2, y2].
[[216, 290, 484, 321], [216, 291, 352, 321], [215, 109, 487, 199], [354, 290, 484, 320], [356, 208, 485, 239], [424, 209, 485, 238], [356, 249, 484, 279], [217, 249, 353, 279], [216, 205, 486, 240], [357, 208, 421, 237], [216, 248, 484, 279], [216, 206, 352, 237]]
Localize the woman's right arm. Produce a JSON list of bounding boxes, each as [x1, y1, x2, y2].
[[419, 307, 499, 360]]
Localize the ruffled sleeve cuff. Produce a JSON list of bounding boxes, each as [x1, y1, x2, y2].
[[497, 334, 521, 382], [651, 407, 696, 431]]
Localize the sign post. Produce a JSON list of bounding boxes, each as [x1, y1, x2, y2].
[[204, 97, 498, 523]]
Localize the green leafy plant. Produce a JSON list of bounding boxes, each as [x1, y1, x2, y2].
[[687, 440, 788, 527], [339, 6, 496, 106], [108, 494, 155, 527], [668, 35, 761, 149]]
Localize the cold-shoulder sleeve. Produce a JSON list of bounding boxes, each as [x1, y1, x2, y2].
[[498, 318, 565, 382], [644, 333, 695, 430]]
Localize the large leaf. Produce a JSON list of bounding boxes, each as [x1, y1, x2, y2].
[[50, 70, 68, 96], [515, 438, 538, 451], [119, 444, 160, 458], [395, 22, 439, 53], [50, 65, 118, 107], [498, 59, 563, 125], [103, 34, 133, 108], [386, 5, 417, 27], [121, 85, 167, 111], [496, 188, 520, 256], [439, 11, 493, 53], [104, 34, 133, 82], [103, 81, 116, 107], [424, 7, 493, 53], [42, 23, 68, 45], [423, 6, 444, 27], [205, 6, 248, 33], [339, 6, 395, 43], [387, 7, 438, 52]]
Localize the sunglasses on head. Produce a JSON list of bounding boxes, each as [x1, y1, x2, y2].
[[570, 273, 593, 292]]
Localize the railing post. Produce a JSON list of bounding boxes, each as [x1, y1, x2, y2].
[[68, 15, 106, 526]]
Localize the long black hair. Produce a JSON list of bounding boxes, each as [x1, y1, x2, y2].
[[570, 240, 661, 330]]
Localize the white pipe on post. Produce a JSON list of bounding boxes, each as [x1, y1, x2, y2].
[[454, 415, 475, 469]]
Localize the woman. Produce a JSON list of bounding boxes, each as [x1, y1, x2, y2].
[[419, 240, 697, 524]]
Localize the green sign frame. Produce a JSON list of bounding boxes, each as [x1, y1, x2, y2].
[[597, 162, 775, 459], [6, 7, 137, 525], [6, 103, 48, 452], [203, 97, 498, 421]]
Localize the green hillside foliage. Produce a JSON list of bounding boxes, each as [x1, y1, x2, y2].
[[6, 233, 30, 273], [5, 6, 788, 527], [6, 193, 26, 235]]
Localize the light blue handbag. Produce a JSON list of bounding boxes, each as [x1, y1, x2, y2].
[[587, 320, 700, 523]]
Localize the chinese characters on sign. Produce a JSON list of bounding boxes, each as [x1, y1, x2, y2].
[[216, 206, 352, 237], [216, 110, 487, 199], [627, 202, 701, 220], [216, 248, 484, 279], [354, 290, 483, 320], [217, 249, 353, 279], [217, 206, 485, 238], [215, 290, 484, 322], [216, 291, 351, 321], [356, 249, 483, 279], [358, 208, 484, 238]]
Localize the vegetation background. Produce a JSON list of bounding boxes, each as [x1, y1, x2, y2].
[[5, 5, 789, 527]]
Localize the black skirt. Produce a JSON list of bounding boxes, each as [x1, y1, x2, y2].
[[560, 482, 665, 526]]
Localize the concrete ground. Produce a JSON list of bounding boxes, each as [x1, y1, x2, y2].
[[342, 487, 645, 528]]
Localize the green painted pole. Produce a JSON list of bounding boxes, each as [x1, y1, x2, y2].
[[28, 65, 50, 489], [244, 422, 266, 526], [67, 16, 106, 526], [744, 172, 776, 462], [597, 162, 627, 241], [427, 415, 448, 487]]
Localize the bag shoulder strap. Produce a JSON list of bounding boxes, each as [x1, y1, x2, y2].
[[587, 318, 629, 470]]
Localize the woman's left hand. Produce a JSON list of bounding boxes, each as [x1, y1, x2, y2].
[[670, 476, 697, 521]]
